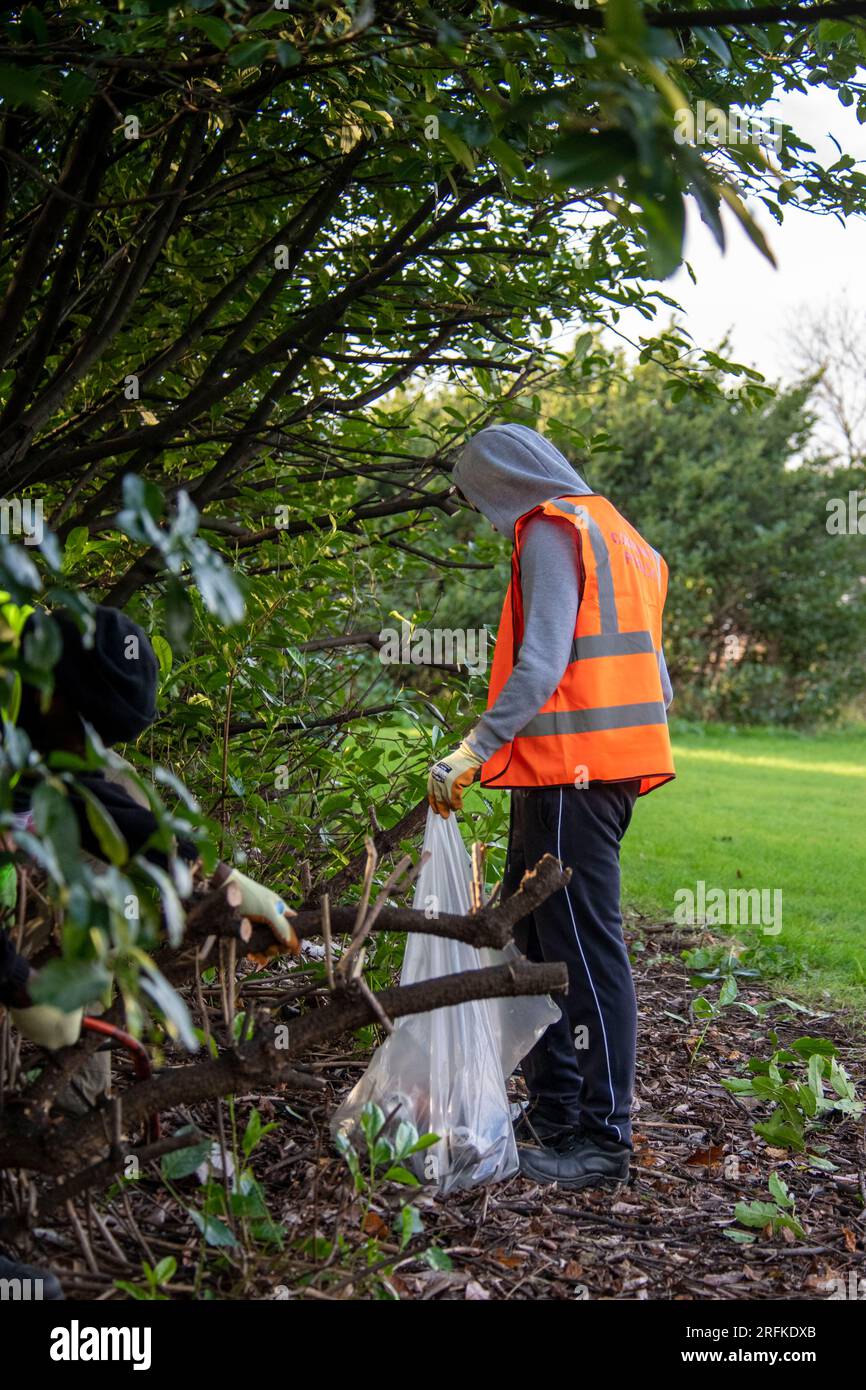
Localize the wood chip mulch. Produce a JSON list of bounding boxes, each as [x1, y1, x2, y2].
[[27, 924, 866, 1300]]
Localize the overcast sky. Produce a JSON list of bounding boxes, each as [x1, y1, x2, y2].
[[615, 85, 866, 393]]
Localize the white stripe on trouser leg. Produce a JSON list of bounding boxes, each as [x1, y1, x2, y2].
[[556, 788, 622, 1143]]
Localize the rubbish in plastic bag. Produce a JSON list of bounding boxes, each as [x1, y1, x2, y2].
[[331, 808, 560, 1194]]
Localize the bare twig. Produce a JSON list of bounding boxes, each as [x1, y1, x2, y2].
[[321, 894, 335, 992]]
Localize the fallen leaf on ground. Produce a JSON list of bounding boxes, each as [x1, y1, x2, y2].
[[686, 1145, 725, 1167], [465, 1281, 490, 1300], [361, 1210, 388, 1238], [491, 1247, 524, 1270]]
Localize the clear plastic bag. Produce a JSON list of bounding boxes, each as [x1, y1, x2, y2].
[[331, 808, 560, 1193]]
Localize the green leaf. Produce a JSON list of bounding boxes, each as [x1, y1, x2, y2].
[[187, 15, 233, 49], [828, 1057, 860, 1103], [0, 63, 48, 109], [767, 1171, 793, 1208], [424, 1246, 453, 1270], [153, 765, 200, 811], [0, 544, 41, 600], [29, 958, 112, 1012], [407, 1132, 440, 1154], [360, 1103, 386, 1145], [189, 1209, 238, 1247], [21, 5, 49, 44], [790, 1037, 836, 1058], [150, 633, 173, 681], [152, 1256, 177, 1283], [544, 132, 635, 190], [691, 175, 725, 251], [141, 965, 198, 1050], [227, 39, 270, 69], [398, 1202, 424, 1248], [393, 1119, 419, 1158], [163, 578, 194, 652], [77, 785, 129, 867], [187, 539, 245, 626], [6, 827, 63, 885], [639, 184, 686, 280], [717, 182, 777, 266], [372, 1137, 394, 1167], [383, 1165, 421, 1187], [62, 526, 91, 568], [489, 137, 525, 183], [735, 1199, 778, 1228], [231, 1177, 268, 1220], [250, 1217, 285, 1246], [161, 1139, 212, 1181], [719, 974, 738, 1007], [21, 610, 61, 676], [439, 128, 475, 173], [806, 1154, 838, 1172], [243, 1107, 263, 1157], [693, 27, 732, 66], [503, 61, 521, 100], [604, 0, 648, 54], [778, 1212, 805, 1240], [754, 1116, 805, 1152], [56, 71, 94, 107], [816, 19, 857, 45], [249, 9, 293, 31], [136, 858, 185, 948], [118, 474, 165, 546]]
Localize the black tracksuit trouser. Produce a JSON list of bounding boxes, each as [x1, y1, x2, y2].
[[503, 780, 640, 1147]]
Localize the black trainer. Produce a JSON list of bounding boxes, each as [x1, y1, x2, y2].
[[0, 1252, 65, 1300], [518, 1128, 631, 1189]]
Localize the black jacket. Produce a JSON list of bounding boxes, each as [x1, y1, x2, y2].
[[0, 774, 198, 1004]]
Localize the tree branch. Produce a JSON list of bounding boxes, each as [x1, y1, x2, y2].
[[1, 958, 566, 1176], [514, 1, 866, 31]]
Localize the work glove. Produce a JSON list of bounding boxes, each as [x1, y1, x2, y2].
[[427, 739, 484, 819], [223, 867, 300, 962], [10, 1002, 83, 1051]]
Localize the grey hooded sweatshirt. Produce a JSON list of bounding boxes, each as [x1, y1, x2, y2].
[[453, 423, 672, 763]]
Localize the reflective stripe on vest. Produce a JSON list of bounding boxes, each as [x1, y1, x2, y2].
[[555, 499, 619, 634], [569, 630, 655, 661], [518, 700, 668, 739]]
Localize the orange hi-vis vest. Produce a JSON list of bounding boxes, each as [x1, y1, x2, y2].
[[480, 495, 675, 796]]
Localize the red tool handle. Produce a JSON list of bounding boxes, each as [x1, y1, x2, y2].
[[82, 1016, 161, 1143]]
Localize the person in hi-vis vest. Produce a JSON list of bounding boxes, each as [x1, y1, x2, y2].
[[427, 424, 674, 1190]]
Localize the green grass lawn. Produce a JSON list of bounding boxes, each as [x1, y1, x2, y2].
[[621, 723, 866, 1006]]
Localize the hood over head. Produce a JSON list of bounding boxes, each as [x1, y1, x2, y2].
[[23, 605, 158, 746], [452, 423, 592, 539]]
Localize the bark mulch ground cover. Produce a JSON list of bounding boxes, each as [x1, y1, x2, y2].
[[22, 921, 866, 1301]]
